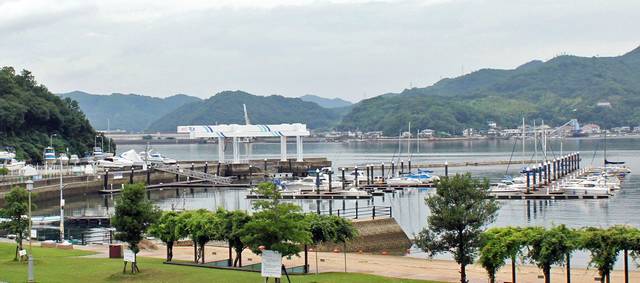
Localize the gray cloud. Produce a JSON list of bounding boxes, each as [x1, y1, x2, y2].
[[1, 0, 638, 101]]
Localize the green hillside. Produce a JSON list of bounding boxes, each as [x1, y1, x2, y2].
[[0, 67, 99, 161], [300, 94, 353, 108], [58, 91, 201, 132], [148, 91, 341, 132], [339, 46, 640, 135]]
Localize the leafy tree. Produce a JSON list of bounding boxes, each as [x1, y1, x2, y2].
[[523, 225, 577, 283], [305, 213, 338, 274], [241, 182, 311, 259], [0, 167, 9, 175], [176, 209, 221, 264], [215, 208, 252, 267], [613, 226, 640, 283], [479, 227, 526, 283], [579, 227, 626, 283], [0, 187, 34, 261], [415, 173, 499, 283], [111, 183, 160, 273], [148, 211, 181, 262]]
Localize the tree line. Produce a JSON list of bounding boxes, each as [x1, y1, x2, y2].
[[417, 173, 640, 283], [111, 182, 357, 275]]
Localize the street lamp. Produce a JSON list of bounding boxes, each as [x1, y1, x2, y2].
[[49, 133, 57, 147], [26, 179, 35, 283]]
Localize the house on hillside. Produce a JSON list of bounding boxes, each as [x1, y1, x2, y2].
[[580, 124, 601, 135]]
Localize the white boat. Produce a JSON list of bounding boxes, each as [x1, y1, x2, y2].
[[96, 156, 134, 168], [43, 146, 56, 163], [562, 180, 610, 195], [119, 149, 145, 167], [1, 158, 26, 171], [69, 154, 80, 164], [57, 153, 69, 164], [92, 147, 104, 159], [0, 148, 16, 160], [142, 151, 177, 165], [386, 176, 423, 186], [281, 175, 342, 191], [489, 183, 525, 193]]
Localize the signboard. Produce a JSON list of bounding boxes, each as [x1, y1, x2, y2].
[[19, 249, 27, 257], [261, 250, 282, 278], [113, 173, 123, 180], [30, 229, 37, 239], [123, 249, 136, 262]]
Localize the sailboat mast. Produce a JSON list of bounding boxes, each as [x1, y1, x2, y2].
[[542, 120, 546, 159], [407, 122, 411, 156], [522, 117, 525, 164], [533, 120, 537, 161], [604, 128, 607, 167]]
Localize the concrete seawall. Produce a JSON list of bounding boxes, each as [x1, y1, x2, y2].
[[318, 218, 411, 255]]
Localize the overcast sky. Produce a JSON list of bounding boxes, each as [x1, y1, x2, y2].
[[1, 0, 638, 101]]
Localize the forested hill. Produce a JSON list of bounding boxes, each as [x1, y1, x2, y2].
[[299, 94, 353, 108], [0, 67, 98, 161], [339, 46, 640, 135], [148, 91, 341, 132], [58, 91, 201, 132]]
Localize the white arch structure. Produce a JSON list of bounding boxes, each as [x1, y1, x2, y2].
[[177, 123, 310, 164]]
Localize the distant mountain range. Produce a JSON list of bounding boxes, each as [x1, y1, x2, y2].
[[339, 46, 640, 135], [58, 91, 201, 132], [58, 46, 640, 135], [147, 91, 342, 132], [299, 94, 352, 108]]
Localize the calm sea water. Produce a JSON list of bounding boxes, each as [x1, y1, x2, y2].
[[32, 137, 640, 268]]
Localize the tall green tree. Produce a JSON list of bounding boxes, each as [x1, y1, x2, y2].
[[579, 227, 625, 283], [177, 209, 220, 264], [241, 182, 311, 258], [111, 183, 159, 273], [305, 213, 338, 274], [415, 173, 499, 283], [613, 226, 640, 283], [0, 187, 34, 261], [148, 211, 181, 262], [523, 225, 576, 283], [479, 227, 526, 283], [215, 208, 252, 267]]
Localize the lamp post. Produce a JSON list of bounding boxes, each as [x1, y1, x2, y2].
[[59, 157, 65, 242], [49, 133, 57, 147], [26, 179, 35, 282]]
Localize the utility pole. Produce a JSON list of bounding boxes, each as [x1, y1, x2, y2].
[[59, 157, 64, 242]]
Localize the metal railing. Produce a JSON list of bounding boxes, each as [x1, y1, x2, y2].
[[319, 205, 392, 220], [154, 165, 232, 185]]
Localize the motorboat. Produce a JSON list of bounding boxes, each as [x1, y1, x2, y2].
[[119, 149, 145, 167], [281, 175, 342, 191], [562, 180, 610, 195], [69, 154, 80, 165], [96, 156, 134, 168], [386, 169, 439, 186], [43, 146, 56, 163], [92, 147, 104, 160], [142, 151, 177, 165], [57, 153, 69, 164], [489, 183, 525, 193], [1, 158, 26, 171], [0, 147, 16, 160]]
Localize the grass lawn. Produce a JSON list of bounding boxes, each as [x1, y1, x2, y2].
[[0, 243, 440, 283]]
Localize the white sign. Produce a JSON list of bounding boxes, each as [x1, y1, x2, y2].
[[19, 249, 27, 256], [113, 173, 123, 180], [261, 250, 282, 278], [123, 249, 136, 262], [30, 229, 37, 239]]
